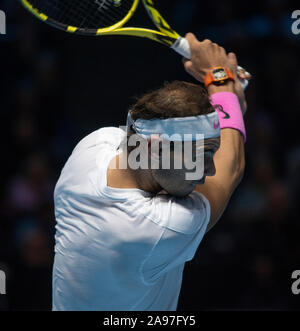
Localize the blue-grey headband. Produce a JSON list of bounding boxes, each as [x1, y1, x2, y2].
[[126, 111, 220, 141]]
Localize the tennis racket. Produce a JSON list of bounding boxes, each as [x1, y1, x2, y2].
[[19, 0, 250, 89]]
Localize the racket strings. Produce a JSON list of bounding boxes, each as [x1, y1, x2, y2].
[[29, 0, 135, 30]]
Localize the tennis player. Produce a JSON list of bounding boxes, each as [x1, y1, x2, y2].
[[52, 33, 249, 311]]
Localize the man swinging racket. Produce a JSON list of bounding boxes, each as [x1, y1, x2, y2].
[[52, 33, 250, 311]]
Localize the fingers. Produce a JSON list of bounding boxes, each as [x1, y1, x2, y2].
[[182, 60, 199, 80], [182, 56, 191, 68], [184, 32, 200, 49], [237, 67, 252, 80], [184, 33, 226, 54], [183, 33, 241, 83], [227, 52, 238, 76], [185, 34, 216, 51], [182, 34, 251, 90], [183, 59, 193, 73]]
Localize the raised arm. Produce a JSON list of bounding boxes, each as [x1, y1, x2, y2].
[[197, 115, 245, 233], [183, 33, 247, 233]]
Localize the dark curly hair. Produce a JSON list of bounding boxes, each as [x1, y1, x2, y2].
[[125, 81, 218, 154], [129, 80, 214, 121]]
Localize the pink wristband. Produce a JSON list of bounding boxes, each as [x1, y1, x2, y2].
[[210, 92, 246, 143]]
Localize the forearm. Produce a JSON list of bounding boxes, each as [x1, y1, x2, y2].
[[196, 126, 245, 232], [195, 83, 245, 231], [213, 128, 245, 194], [183, 34, 248, 231], [208, 82, 245, 194]]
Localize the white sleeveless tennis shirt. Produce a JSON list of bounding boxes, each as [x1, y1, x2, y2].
[[52, 127, 210, 311]]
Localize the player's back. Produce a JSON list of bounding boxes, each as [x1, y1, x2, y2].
[[53, 127, 210, 311]]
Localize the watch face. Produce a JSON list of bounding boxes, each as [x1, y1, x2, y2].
[[213, 68, 228, 80]]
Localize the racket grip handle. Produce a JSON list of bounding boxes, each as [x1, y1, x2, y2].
[[171, 37, 191, 59], [172, 37, 250, 90]]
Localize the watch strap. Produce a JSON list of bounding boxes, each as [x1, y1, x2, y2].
[[204, 67, 235, 88]]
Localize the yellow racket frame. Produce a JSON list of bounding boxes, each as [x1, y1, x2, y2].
[[20, 0, 251, 88], [20, 0, 180, 46]]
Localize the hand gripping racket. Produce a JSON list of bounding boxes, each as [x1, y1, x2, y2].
[[20, 0, 250, 89]]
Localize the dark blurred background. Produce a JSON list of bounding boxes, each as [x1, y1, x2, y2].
[[0, 0, 299, 310]]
